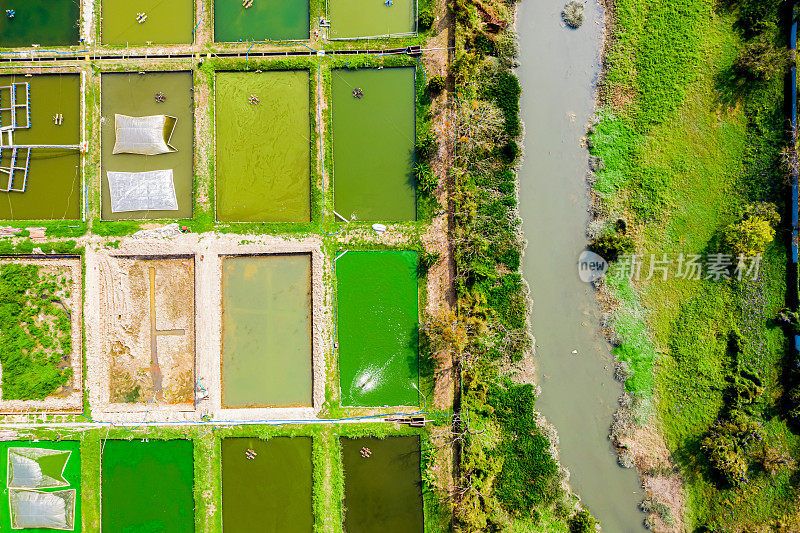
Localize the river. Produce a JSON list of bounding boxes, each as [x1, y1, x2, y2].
[[516, 1, 646, 530]]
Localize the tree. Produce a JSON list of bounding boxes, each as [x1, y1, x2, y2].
[[569, 510, 597, 532], [701, 410, 764, 486], [589, 232, 635, 262]]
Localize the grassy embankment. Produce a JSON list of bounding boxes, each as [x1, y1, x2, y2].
[[590, 0, 800, 528], [421, 0, 594, 531]]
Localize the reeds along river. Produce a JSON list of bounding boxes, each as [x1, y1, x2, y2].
[[516, 0, 646, 530]]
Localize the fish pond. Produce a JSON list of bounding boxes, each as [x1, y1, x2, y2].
[[0, 440, 81, 532], [328, 0, 415, 39], [214, 0, 309, 42], [341, 436, 423, 533], [221, 254, 313, 408], [0, 0, 79, 48], [0, 74, 81, 220], [101, 0, 194, 46], [336, 251, 418, 407], [221, 437, 313, 532], [101, 439, 194, 532], [332, 68, 416, 222], [100, 71, 194, 220], [215, 71, 311, 223]]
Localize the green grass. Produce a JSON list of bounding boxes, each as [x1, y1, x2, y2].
[[592, 0, 800, 529]]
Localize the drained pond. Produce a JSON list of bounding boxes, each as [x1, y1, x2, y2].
[[215, 71, 311, 223], [101, 439, 194, 532], [222, 437, 313, 532], [221, 254, 312, 408], [341, 436, 423, 533], [100, 71, 194, 220], [517, 0, 645, 529], [336, 251, 418, 407], [214, 0, 309, 42], [0, 74, 81, 220], [0, 0, 79, 47], [332, 68, 416, 222]]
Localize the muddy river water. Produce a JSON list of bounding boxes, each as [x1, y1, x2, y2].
[[517, 1, 645, 530]]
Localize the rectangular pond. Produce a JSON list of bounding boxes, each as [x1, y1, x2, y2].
[[222, 437, 313, 532], [341, 436, 423, 533], [101, 0, 194, 45], [0, 0, 79, 47], [221, 254, 312, 408], [0, 440, 81, 532], [102, 440, 194, 532], [0, 74, 81, 220], [329, 0, 415, 39], [214, 0, 309, 42], [336, 251, 418, 407], [215, 71, 310, 222], [101, 71, 194, 220], [332, 68, 416, 221]]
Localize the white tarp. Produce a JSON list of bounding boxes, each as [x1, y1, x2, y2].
[[10, 489, 75, 530], [8, 448, 70, 489], [107, 169, 179, 212], [113, 114, 177, 155]]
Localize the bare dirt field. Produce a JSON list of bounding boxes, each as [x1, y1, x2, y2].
[[98, 255, 195, 408]]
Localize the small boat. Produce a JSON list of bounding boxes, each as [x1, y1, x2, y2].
[[372, 223, 387, 232]]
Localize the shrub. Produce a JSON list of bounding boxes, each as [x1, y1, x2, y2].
[[427, 74, 446, 95], [482, 71, 522, 137], [722, 216, 775, 257], [733, 37, 787, 82], [589, 232, 635, 262], [562, 1, 585, 28], [418, 251, 441, 276], [414, 163, 438, 195], [701, 409, 764, 486], [568, 510, 596, 532], [418, 7, 435, 30]]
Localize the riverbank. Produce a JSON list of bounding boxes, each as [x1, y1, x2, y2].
[[590, 0, 800, 529]]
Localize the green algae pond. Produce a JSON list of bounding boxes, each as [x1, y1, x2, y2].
[[329, 0, 415, 39], [214, 0, 309, 42], [341, 436, 423, 533], [332, 68, 416, 222], [0, 440, 81, 532], [222, 437, 313, 532], [102, 440, 194, 532], [0, 0, 79, 48], [215, 71, 311, 223], [101, 0, 194, 46], [100, 71, 194, 220], [0, 74, 81, 221], [336, 251, 418, 407], [221, 254, 312, 408]]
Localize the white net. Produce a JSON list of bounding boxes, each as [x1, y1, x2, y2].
[[8, 448, 70, 489], [113, 114, 177, 156], [107, 169, 179, 212], [10, 489, 76, 530]]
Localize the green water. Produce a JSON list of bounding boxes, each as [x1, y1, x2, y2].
[[221, 437, 313, 532], [329, 0, 415, 39], [341, 436, 423, 533], [214, 0, 309, 42], [221, 255, 312, 407], [0, 441, 81, 532], [101, 0, 193, 45], [216, 71, 310, 222], [0, 74, 81, 221], [0, 0, 79, 47], [102, 440, 194, 533], [101, 71, 194, 220], [332, 68, 416, 222], [336, 251, 418, 407]]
